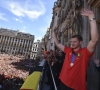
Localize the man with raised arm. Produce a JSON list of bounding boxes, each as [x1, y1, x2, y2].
[[53, 9, 99, 90]]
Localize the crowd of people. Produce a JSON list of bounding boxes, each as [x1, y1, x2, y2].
[[0, 54, 33, 90], [0, 54, 29, 79], [44, 49, 65, 90]]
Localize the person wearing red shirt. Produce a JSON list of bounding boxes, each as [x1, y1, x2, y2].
[[53, 9, 99, 90]]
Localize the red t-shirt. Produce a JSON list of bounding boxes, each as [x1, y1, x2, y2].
[[59, 46, 93, 90]]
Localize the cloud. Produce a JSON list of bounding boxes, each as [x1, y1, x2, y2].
[[13, 17, 23, 23], [34, 36, 42, 42], [21, 30, 26, 33], [0, 0, 46, 20], [0, 13, 8, 21], [20, 26, 27, 32], [23, 26, 27, 29]]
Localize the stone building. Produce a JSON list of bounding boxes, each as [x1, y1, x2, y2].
[[32, 40, 41, 60], [44, 0, 100, 90], [0, 28, 34, 59], [43, 28, 51, 51]]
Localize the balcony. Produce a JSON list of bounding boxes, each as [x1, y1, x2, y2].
[[53, 1, 61, 12], [61, 0, 66, 8], [97, 20, 100, 24], [87, 0, 100, 7], [75, 0, 83, 10]]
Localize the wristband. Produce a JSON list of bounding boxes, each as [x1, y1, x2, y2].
[[89, 17, 96, 21]]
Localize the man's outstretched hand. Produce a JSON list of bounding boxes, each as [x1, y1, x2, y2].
[[80, 8, 95, 19]]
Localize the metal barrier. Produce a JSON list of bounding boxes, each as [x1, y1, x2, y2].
[[49, 64, 57, 90], [38, 60, 58, 90], [38, 60, 46, 90]]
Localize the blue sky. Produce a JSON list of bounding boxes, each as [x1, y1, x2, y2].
[[0, 0, 56, 41]]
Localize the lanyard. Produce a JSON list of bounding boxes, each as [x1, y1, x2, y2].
[[71, 53, 76, 63]]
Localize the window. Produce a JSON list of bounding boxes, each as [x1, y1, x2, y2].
[[51, 43, 53, 46], [16, 38, 17, 41], [21, 39, 23, 42], [34, 55, 35, 57], [55, 13, 57, 16]]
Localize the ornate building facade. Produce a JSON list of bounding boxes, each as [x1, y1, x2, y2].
[[0, 28, 34, 59], [32, 40, 41, 60]]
